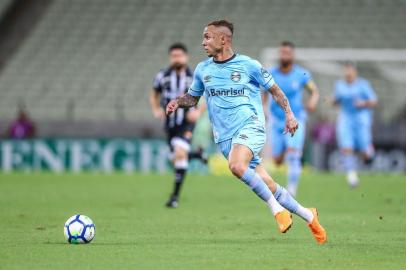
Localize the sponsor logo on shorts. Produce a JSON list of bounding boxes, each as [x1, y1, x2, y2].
[[238, 134, 248, 140]]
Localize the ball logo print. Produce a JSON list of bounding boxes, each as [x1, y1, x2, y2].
[[64, 214, 96, 244]]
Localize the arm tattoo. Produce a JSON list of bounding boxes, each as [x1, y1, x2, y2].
[[269, 84, 292, 113], [176, 93, 200, 108]]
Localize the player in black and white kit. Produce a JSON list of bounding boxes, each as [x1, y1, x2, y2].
[[150, 43, 207, 208]]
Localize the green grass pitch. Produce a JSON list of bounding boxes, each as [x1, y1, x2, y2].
[[1, 171, 405, 269]]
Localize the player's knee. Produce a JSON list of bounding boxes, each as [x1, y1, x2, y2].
[[228, 161, 247, 178], [341, 148, 353, 155], [274, 155, 284, 165], [174, 146, 188, 160], [285, 149, 301, 161]]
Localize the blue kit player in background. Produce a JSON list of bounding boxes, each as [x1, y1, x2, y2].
[[332, 62, 378, 187], [166, 20, 326, 244], [262, 41, 319, 196]]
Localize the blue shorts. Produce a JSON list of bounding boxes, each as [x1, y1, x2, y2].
[[337, 120, 372, 152], [217, 117, 265, 169], [269, 117, 306, 157]]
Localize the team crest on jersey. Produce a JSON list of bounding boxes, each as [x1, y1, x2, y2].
[[261, 68, 271, 78], [204, 75, 211, 83], [230, 71, 241, 82]]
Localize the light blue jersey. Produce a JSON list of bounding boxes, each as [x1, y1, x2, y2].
[[334, 78, 377, 126], [334, 78, 377, 151], [188, 54, 275, 143], [268, 64, 312, 122], [267, 64, 312, 156]]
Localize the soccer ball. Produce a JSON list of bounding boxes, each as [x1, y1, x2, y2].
[[64, 214, 96, 244]]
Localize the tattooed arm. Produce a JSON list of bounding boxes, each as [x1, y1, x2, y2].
[[166, 93, 201, 115], [269, 84, 292, 114], [268, 84, 299, 136]]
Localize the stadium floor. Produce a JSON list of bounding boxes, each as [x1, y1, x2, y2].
[[1, 171, 405, 269]]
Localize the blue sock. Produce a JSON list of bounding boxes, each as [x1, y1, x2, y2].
[[240, 168, 273, 202], [273, 184, 299, 213], [343, 153, 356, 173], [285, 151, 302, 194]]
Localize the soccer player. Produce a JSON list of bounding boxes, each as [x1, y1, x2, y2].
[[332, 62, 377, 187], [150, 43, 207, 208], [262, 41, 319, 196], [166, 20, 326, 244]]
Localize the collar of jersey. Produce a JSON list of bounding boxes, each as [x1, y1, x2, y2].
[[213, 53, 237, 64]]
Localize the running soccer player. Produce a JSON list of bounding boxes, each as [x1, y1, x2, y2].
[[332, 62, 377, 187], [262, 41, 319, 196], [166, 20, 326, 244], [150, 43, 207, 208]]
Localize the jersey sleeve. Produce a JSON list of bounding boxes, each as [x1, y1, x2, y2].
[[188, 63, 205, 97], [152, 71, 163, 93], [301, 68, 313, 86], [248, 60, 275, 90], [361, 80, 378, 101]]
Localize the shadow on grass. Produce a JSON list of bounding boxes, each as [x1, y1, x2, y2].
[[43, 237, 304, 246]]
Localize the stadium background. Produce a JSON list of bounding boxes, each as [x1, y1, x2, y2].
[[0, 0, 405, 173], [1, 1, 406, 270]]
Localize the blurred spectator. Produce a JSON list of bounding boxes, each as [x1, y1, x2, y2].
[[312, 117, 335, 145], [311, 117, 335, 170], [8, 109, 36, 139]]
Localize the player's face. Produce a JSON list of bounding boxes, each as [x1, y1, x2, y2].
[[202, 26, 222, 57], [279, 46, 294, 67], [169, 49, 188, 69], [344, 65, 357, 82]]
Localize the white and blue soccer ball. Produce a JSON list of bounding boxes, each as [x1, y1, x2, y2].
[[64, 214, 96, 244]]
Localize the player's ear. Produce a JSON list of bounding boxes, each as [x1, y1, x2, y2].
[[220, 34, 226, 45]]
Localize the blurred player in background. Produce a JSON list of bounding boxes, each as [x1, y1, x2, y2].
[[263, 41, 319, 196], [166, 20, 326, 244], [332, 62, 378, 187], [150, 43, 207, 208]]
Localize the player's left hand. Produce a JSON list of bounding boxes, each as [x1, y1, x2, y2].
[[166, 99, 179, 115], [284, 113, 299, 137]]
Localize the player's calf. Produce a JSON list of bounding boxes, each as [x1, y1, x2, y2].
[[166, 145, 189, 208], [341, 148, 359, 188], [229, 145, 291, 230], [285, 150, 302, 196]]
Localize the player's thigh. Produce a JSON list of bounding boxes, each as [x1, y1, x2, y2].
[[286, 120, 306, 153], [336, 120, 354, 150], [229, 143, 254, 166], [355, 124, 372, 153], [233, 121, 266, 169], [269, 124, 286, 158]]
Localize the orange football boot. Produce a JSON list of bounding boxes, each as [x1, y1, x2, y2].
[[308, 208, 327, 244], [274, 209, 293, 233]]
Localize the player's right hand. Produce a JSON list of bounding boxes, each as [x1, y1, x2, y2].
[[166, 99, 179, 115]]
